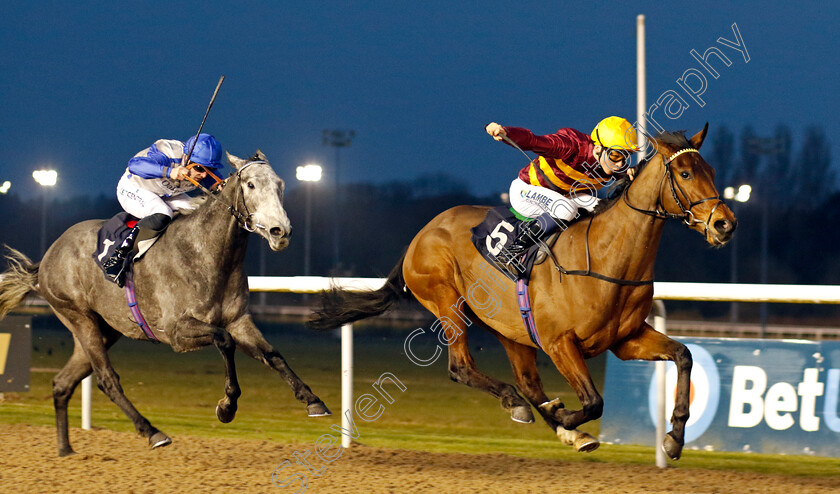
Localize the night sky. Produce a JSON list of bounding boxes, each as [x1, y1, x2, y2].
[[1, 1, 837, 199]]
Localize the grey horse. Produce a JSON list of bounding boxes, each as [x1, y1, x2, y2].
[[0, 151, 330, 456]]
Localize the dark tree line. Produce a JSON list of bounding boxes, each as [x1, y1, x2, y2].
[[710, 123, 833, 211]]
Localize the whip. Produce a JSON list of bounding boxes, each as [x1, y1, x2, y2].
[[183, 75, 225, 166], [181, 76, 226, 192]]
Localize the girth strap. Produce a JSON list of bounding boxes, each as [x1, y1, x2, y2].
[[516, 279, 542, 348], [124, 272, 159, 343]]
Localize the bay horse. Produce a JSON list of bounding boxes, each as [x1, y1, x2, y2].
[[310, 125, 736, 460], [0, 151, 330, 456]]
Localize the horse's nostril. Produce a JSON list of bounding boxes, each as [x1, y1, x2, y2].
[[270, 227, 283, 237], [714, 220, 733, 234]]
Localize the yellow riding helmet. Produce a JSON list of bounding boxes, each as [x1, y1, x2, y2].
[[591, 116, 640, 151]]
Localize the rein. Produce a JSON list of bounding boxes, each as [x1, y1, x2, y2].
[[183, 160, 267, 232], [548, 147, 723, 286], [545, 217, 654, 286], [622, 149, 723, 235]]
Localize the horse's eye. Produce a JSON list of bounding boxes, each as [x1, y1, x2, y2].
[[248, 182, 255, 189], [680, 171, 691, 180]]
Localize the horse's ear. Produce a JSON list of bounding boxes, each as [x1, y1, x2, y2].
[[255, 149, 267, 161], [226, 151, 247, 170], [689, 122, 710, 150]]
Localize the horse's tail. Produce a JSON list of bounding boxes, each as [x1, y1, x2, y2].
[[0, 247, 40, 320], [308, 252, 410, 330]]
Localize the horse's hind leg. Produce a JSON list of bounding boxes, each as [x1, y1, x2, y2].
[[171, 316, 242, 423], [492, 334, 599, 452], [54, 310, 171, 449], [52, 331, 119, 456], [610, 324, 692, 460], [225, 315, 330, 417], [415, 291, 533, 423]]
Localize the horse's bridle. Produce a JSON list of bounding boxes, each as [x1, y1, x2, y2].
[[546, 148, 725, 286], [185, 159, 269, 232], [226, 160, 270, 232], [622, 148, 725, 238]]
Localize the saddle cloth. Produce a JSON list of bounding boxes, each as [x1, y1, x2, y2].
[[92, 212, 158, 273], [470, 206, 545, 282]]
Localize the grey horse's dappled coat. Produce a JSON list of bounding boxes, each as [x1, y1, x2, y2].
[[0, 151, 330, 456]]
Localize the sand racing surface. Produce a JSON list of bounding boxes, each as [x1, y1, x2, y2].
[[1, 424, 839, 493]]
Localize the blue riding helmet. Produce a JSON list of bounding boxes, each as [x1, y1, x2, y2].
[[183, 133, 223, 169]]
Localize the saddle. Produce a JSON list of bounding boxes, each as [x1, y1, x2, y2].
[[92, 212, 159, 278], [470, 206, 559, 283]]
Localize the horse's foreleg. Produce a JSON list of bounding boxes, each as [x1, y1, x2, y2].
[[54, 310, 170, 449], [494, 335, 599, 452], [172, 317, 241, 423], [226, 316, 330, 417], [610, 324, 692, 460], [543, 332, 603, 431]]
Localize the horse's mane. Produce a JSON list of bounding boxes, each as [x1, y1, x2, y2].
[[654, 130, 691, 149]]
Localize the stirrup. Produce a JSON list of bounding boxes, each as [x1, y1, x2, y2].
[[505, 243, 528, 257], [507, 236, 538, 257], [103, 252, 124, 270], [105, 265, 128, 287], [533, 231, 561, 266], [103, 252, 129, 287]]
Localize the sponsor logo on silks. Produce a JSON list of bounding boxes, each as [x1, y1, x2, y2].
[[522, 190, 554, 207], [647, 344, 720, 443]]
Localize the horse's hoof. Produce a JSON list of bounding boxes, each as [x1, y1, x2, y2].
[[662, 432, 683, 460], [216, 401, 237, 423], [555, 427, 599, 452], [573, 432, 600, 453], [58, 447, 76, 457], [149, 431, 172, 449], [510, 405, 535, 423], [307, 402, 332, 417]]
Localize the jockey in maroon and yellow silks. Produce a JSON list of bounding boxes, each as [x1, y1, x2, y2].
[[485, 116, 639, 256], [506, 126, 618, 196]]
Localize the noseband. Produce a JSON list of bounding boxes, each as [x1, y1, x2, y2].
[[227, 160, 269, 232], [185, 159, 270, 232], [623, 149, 724, 237]]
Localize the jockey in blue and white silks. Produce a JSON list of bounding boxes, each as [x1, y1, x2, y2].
[[104, 133, 225, 286], [117, 134, 224, 218]]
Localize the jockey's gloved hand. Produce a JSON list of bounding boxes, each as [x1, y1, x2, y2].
[[170, 166, 188, 180], [485, 122, 507, 141]]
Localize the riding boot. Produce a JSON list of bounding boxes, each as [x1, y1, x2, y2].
[[134, 213, 172, 243], [103, 225, 140, 287], [506, 212, 561, 256]]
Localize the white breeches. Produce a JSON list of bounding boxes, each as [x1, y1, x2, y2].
[[508, 178, 599, 221], [117, 175, 195, 219]]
